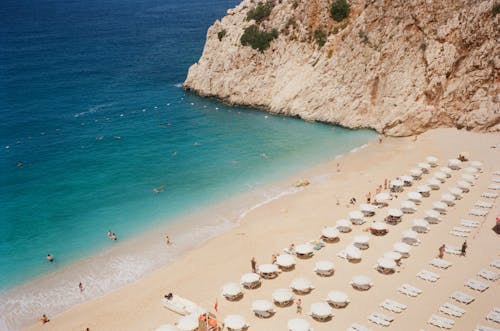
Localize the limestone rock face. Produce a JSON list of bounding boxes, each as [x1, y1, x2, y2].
[[184, 0, 499, 136]]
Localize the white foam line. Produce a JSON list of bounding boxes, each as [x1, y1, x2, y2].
[[238, 186, 302, 221]]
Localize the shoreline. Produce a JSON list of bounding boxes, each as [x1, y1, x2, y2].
[[22, 128, 500, 331]]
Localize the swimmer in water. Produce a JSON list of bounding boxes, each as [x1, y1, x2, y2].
[[17, 161, 23, 167], [153, 185, 165, 194], [260, 153, 268, 159], [47, 254, 54, 263], [172, 151, 177, 156]]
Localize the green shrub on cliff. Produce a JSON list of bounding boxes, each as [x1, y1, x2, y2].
[[217, 29, 227, 41], [246, 2, 274, 23], [493, 3, 500, 15], [314, 29, 327, 47], [241, 25, 279, 52], [330, 0, 350, 22]]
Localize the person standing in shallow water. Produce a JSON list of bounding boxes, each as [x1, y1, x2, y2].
[[46, 254, 54, 263]]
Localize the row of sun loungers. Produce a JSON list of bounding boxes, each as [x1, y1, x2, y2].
[[428, 314, 455, 329], [465, 278, 489, 292], [475, 325, 500, 331], [417, 269, 440, 282]]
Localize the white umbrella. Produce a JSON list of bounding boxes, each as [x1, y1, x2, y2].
[[402, 229, 418, 239], [327, 291, 349, 304], [426, 178, 441, 189], [400, 175, 413, 185], [440, 167, 452, 175], [240, 273, 260, 288], [371, 221, 388, 231], [457, 180, 471, 191], [465, 167, 478, 174], [441, 193, 455, 204], [449, 187, 463, 198], [346, 245, 362, 259], [360, 203, 376, 215], [410, 168, 423, 178], [272, 288, 294, 304], [461, 174, 475, 183], [412, 218, 429, 233], [287, 318, 310, 331], [258, 264, 279, 274], [470, 161, 483, 169], [156, 325, 179, 331], [377, 258, 396, 269], [295, 244, 314, 256], [393, 241, 411, 254], [315, 260, 334, 273], [401, 200, 416, 213], [388, 208, 403, 217], [290, 277, 314, 292], [252, 299, 273, 312], [433, 171, 447, 182], [276, 254, 296, 268], [384, 251, 402, 261], [310, 302, 333, 318], [426, 156, 438, 166], [433, 201, 447, 212], [224, 314, 246, 330], [349, 211, 364, 224], [177, 316, 198, 331], [391, 179, 404, 187], [222, 282, 242, 298], [448, 158, 461, 169], [407, 191, 422, 202], [425, 209, 440, 219], [353, 235, 370, 244], [417, 185, 431, 193], [375, 192, 392, 203], [321, 227, 339, 239], [336, 219, 352, 232], [351, 275, 372, 286], [418, 162, 431, 171]]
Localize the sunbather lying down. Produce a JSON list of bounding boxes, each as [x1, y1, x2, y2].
[[164, 292, 173, 300]]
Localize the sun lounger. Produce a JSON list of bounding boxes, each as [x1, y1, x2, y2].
[[491, 259, 500, 269], [428, 314, 454, 329], [469, 208, 488, 217], [486, 310, 500, 324], [453, 226, 471, 233], [368, 312, 393, 326], [482, 192, 498, 199], [475, 201, 493, 208], [450, 291, 475, 304], [417, 269, 440, 282], [478, 269, 499, 281], [493, 177, 500, 183], [445, 245, 461, 255], [475, 325, 500, 331], [348, 323, 373, 331], [461, 219, 480, 228], [430, 258, 452, 269], [398, 283, 422, 297], [439, 302, 466, 317], [450, 230, 469, 237], [488, 184, 500, 190], [465, 279, 489, 292], [380, 299, 407, 313]]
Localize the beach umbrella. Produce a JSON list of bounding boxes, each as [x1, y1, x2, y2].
[[240, 273, 260, 285], [370, 221, 388, 231], [295, 244, 314, 256], [401, 200, 416, 213], [222, 282, 242, 298], [425, 209, 440, 221], [393, 242, 411, 255], [360, 203, 376, 215], [407, 191, 422, 202], [310, 302, 333, 318], [327, 290, 349, 304], [314, 260, 335, 273], [258, 264, 279, 274], [418, 162, 431, 171], [156, 325, 179, 331], [412, 218, 429, 233], [457, 180, 471, 192], [391, 179, 404, 188], [287, 318, 310, 331], [336, 219, 352, 232], [351, 275, 372, 289], [321, 227, 339, 239], [426, 178, 441, 190], [345, 245, 362, 260], [252, 299, 273, 312], [290, 277, 314, 293], [388, 208, 403, 218], [272, 288, 294, 304], [375, 192, 392, 203], [224, 314, 246, 330], [465, 167, 478, 174], [449, 187, 463, 198], [440, 167, 452, 175], [461, 174, 475, 184], [353, 235, 370, 249], [377, 258, 396, 269], [402, 229, 418, 239], [448, 158, 461, 169], [433, 171, 447, 182], [410, 168, 423, 178], [384, 251, 402, 261], [441, 193, 455, 205], [433, 201, 447, 213], [349, 211, 364, 224], [276, 254, 296, 268], [470, 161, 483, 169], [417, 185, 431, 196], [426, 156, 438, 166], [400, 175, 413, 185], [176, 316, 198, 331]]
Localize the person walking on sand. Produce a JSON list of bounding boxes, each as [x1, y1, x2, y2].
[[39, 314, 50, 324], [366, 192, 371, 203], [438, 244, 445, 259], [461, 241, 467, 256], [165, 235, 171, 245], [251, 257, 257, 273], [296, 298, 302, 314], [384, 179, 388, 190], [79, 282, 84, 293]]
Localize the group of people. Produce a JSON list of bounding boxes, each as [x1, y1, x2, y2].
[[438, 241, 467, 258], [107, 230, 117, 241]]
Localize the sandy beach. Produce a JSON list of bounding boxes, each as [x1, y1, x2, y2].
[[25, 128, 499, 331]]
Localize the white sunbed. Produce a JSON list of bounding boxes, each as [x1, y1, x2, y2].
[[439, 302, 466, 317], [430, 258, 452, 269], [486, 310, 500, 324], [380, 299, 407, 313], [475, 325, 500, 331], [348, 323, 373, 331], [428, 314, 454, 329], [493, 177, 500, 183], [488, 184, 500, 190], [450, 230, 469, 237], [466, 279, 489, 292], [475, 201, 494, 208], [478, 269, 500, 281], [368, 311, 394, 327], [450, 291, 475, 304], [398, 283, 422, 297], [469, 208, 488, 217], [417, 269, 440, 282], [482, 192, 498, 199], [452, 226, 471, 233], [461, 219, 480, 228], [491, 259, 500, 269], [445, 245, 461, 255]]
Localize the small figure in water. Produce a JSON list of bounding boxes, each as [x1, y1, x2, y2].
[[79, 282, 84, 293], [17, 161, 23, 167], [39, 314, 50, 324], [153, 185, 165, 194], [107, 230, 117, 241], [47, 254, 54, 263], [260, 153, 268, 159]]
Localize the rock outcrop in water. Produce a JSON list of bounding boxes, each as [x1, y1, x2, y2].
[[184, 0, 499, 136]]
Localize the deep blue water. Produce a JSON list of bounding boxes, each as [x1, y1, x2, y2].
[[0, 0, 376, 292]]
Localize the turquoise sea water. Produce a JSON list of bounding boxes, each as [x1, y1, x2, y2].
[[0, 0, 376, 328]]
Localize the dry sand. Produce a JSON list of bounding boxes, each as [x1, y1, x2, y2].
[[25, 128, 499, 331]]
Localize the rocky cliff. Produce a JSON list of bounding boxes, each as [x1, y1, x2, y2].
[[184, 0, 500, 136]]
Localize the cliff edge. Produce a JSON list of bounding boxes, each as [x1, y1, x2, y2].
[[184, 0, 500, 136]]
